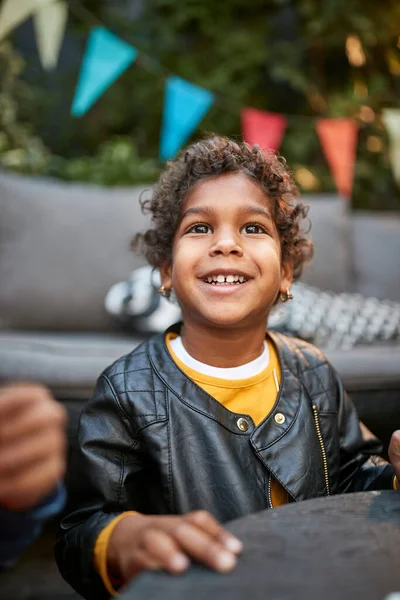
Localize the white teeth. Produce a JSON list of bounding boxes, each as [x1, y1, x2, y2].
[[205, 274, 247, 284]]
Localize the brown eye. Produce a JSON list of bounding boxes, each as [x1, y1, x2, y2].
[[187, 224, 212, 234], [242, 224, 266, 235]]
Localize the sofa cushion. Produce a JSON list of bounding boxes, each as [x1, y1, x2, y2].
[[269, 282, 400, 349], [0, 331, 398, 400], [300, 194, 351, 293], [352, 212, 400, 302], [323, 344, 400, 392], [0, 170, 152, 331], [0, 330, 141, 399]]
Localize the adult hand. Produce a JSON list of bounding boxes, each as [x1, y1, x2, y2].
[[0, 384, 67, 511], [107, 510, 243, 583], [388, 430, 400, 488]]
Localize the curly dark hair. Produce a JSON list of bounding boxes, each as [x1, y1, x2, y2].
[[133, 136, 313, 280]]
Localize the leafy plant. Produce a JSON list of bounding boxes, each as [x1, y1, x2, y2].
[[0, 42, 49, 174], [48, 136, 161, 185]]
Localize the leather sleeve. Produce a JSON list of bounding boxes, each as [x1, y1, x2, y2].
[[55, 374, 148, 600], [335, 371, 395, 493]]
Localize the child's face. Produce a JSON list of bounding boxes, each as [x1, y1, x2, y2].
[[160, 173, 293, 331]]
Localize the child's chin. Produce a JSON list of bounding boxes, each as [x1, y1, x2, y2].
[[203, 310, 252, 327]]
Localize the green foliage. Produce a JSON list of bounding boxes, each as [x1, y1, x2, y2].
[[1, 1, 400, 209], [48, 137, 161, 186], [0, 42, 49, 174]]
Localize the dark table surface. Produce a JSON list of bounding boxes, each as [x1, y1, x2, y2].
[[121, 491, 400, 600]]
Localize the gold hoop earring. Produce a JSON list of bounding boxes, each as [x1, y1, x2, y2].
[[279, 287, 293, 303], [158, 285, 171, 299]]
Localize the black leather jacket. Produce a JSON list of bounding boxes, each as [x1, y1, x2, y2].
[[55, 325, 394, 599]]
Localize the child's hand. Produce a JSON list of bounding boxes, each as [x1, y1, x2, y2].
[[107, 510, 243, 583], [389, 430, 400, 488], [0, 383, 67, 511]]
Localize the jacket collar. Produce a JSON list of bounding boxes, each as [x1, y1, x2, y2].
[[146, 323, 304, 443]]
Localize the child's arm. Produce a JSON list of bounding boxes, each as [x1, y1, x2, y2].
[[55, 373, 150, 600], [55, 373, 241, 600], [334, 372, 396, 493], [107, 510, 242, 586]]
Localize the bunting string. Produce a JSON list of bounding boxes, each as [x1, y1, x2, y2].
[[67, 0, 366, 125], [0, 0, 399, 197]]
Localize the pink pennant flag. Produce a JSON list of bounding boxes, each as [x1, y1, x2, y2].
[[316, 118, 358, 199], [241, 108, 287, 152]]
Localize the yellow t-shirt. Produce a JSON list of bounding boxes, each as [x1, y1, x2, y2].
[[94, 332, 288, 595]]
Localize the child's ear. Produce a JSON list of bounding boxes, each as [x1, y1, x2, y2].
[[159, 262, 173, 291], [280, 260, 294, 294]]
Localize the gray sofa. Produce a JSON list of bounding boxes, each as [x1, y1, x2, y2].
[[1, 170, 399, 456]]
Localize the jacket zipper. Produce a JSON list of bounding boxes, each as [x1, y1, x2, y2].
[[312, 404, 330, 495], [267, 475, 273, 508]]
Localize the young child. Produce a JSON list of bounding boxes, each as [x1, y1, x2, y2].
[[56, 137, 400, 600]]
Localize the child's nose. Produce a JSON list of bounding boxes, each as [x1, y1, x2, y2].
[[209, 236, 243, 257]]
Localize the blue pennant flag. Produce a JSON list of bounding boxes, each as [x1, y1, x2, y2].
[[72, 26, 137, 117], [160, 76, 215, 161]]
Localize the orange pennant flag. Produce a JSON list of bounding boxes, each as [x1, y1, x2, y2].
[[316, 118, 358, 199], [241, 108, 287, 152]]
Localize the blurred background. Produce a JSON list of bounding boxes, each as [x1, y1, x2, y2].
[[1, 0, 400, 210]]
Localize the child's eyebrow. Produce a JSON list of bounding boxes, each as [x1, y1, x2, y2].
[[181, 205, 273, 221], [180, 206, 214, 220], [241, 205, 273, 221]]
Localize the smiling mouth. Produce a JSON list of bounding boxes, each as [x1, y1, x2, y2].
[[203, 274, 249, 285]]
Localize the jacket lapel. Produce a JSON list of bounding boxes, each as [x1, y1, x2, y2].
[[251, 332, 329, 501]]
